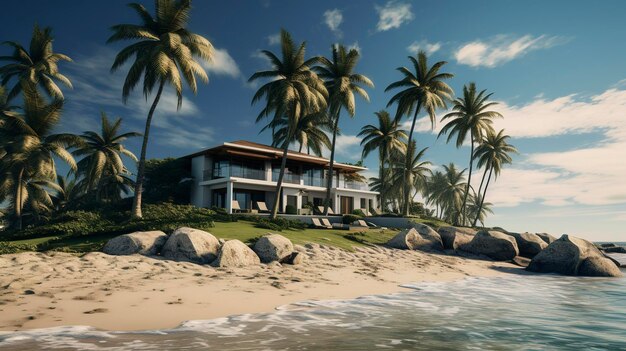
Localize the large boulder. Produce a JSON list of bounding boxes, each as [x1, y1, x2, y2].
[[536, 233, 557, 245], [467, 230, 519, 261], [161, 227, 220, 264], [527, 235, 622, 277], [102, 231, 167, 256], [387, 225, 443, 251], [253, 234, 294, 263], [507, 232, 548, 258], [212, 240, 261, 267], [438, 226, 476, 250]]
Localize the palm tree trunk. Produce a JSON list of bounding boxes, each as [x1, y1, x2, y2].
[[323, 110, 341, 216], [298, 143, 303, 153], [403, 102, 421, 216], [15, 168, 24, 230], [473, 166, 493, 227], [461, 135, 475, 226], [476, 165, 488, 202], [380, 148, 386, 212], [131, 80, 165, 219], [271, 139, 290, 219]]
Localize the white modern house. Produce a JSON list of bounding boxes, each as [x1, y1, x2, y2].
[[185, 140, 379, 214]]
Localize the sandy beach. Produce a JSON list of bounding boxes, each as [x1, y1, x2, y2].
[[0, 244, 521, 332]]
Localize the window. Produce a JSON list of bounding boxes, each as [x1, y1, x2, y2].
[[360, 198, 367, 209]]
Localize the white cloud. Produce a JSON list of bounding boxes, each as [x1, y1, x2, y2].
[[201, 48, 241, 78], [267, 33, 281, 46], [455, 34, 565, 68], [347, 41, 361, 53], [407, 40, 442, 55], [375, 1, 414, 32], [321, 134, 362, 161], [323, 9, 343, 35]]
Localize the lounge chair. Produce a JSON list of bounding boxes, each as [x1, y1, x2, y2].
[[317, 206, 335, 215], [354, 219, 369, 228], [312, 218, 331, 229], [321, 218, 333, 228], [256, 201, 270, 213], [232, 200, 243, 213], [359, 208, 371, 217], [370, 208, 381, 216]]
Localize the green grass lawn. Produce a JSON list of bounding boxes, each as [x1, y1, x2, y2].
[[2, 220, 402, 253], [2, 216, 451, 254]]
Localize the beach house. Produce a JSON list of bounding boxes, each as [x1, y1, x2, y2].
[[185, 140, 379, 215]]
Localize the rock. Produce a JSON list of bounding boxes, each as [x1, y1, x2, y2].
[[253, 234, 294, 263], [285, 251, 305, 265], [212, 240, 260, 268], [409, 223, 444, 251], [602, 246, 626, 254], [23, 289, 35, 295], [467, 230, 519, 261], [438, 226, 476, 250], [578, 257, 623, 277], [102, 231, 167, 256], [536, 233, 557, 244], [161, 227, 220, 264], [527, 235, 622, 277], [512, 256, 531, 267], [507, 232, 548, 258], [387, 226, 443, 251]]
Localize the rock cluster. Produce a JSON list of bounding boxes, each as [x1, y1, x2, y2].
[[102, 230, 303, 268]]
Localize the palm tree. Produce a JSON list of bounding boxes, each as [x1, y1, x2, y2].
[[472, 129, 517, 226], [249, 29, 327, 218], [437, 163, 467, 225], [438, 83, 501, 225], [425, 170, 446, 218], [385, 51, 453, 216], [316, 44, 373, 215], [73, 112, 140, 202], [108, 0, 214, 219], [467, 191, 493, 227], [0, 24, 72, 101], [390, 141, 430, 214], [52, 174, 82, 211], [0, 87, 80, 229], [359, 110, 407, 212], [266, 111, 332, 156]]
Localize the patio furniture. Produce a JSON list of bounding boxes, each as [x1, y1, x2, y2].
[[354, 219, 369, 228], [359, 208, 372, 217], [317, 206, 335, 215], [298, 208, 312, 215], [321, 218, 333, 227], [256, 201, 270, 213], [312, 218, 331, 229]]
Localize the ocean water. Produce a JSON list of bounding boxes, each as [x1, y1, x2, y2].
[[1, 273, 625, 351]]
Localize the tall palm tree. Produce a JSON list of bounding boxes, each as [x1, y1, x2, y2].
[[467, 191, 493, 227], [385, 51, 453, 216], [438, 83, 501, 225], [0, 87, 80, 229], [0, 24, 72, 101], [359, 110, 407, 212], [108, 0, 214, 219], [390, 141, 430, 214], [425, 170, 446, 218], [316, 44, 373, 215], [73, 112, 140, 202], [249, 29, 327, 218], [266, 111, 332, 156], [472, 129, 517, 226]]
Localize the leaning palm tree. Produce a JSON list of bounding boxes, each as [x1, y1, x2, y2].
[[73, 112, 140, 202], [390, 141, 430, 215], [266, 111, 332, 156], [108, 0, 214, 219], [249, 29, 327, 218], [0, 86, 80, 229], [438, 82, 501, 225], [385, 51, 453, 216], [472, 129, 517, 226], [359, 110, 407, 212], [316, 44, 373, 215], [0, 24, 72, 101]]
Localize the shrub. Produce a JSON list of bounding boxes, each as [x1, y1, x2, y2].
[[352, 209, 366, 217], [0, 242, 39, 255], [285, 204, 297, 215], [249, 216, 306, 231], [342, 214, 362, 224]]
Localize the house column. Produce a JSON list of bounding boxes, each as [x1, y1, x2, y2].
[[226, 181, 233, 214], [265, 161, 272, 181]]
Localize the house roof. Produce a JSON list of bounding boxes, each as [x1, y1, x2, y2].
[[183, 140, 367, 172]]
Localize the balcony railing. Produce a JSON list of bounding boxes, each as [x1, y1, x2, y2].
[[343, 181, 370, 191], [203, 166, 266, 181]]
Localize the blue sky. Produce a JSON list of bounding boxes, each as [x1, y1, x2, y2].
[[2, 0, 625, 241]]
